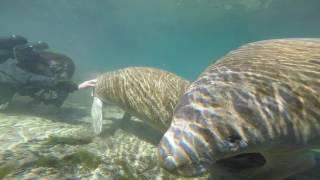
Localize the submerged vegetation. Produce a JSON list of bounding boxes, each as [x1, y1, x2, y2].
[[63, 150, 102, 169], [0, 150, 102, 179], [0, 164, 16, 179], [46, 135, 93, 145], [35, 156, 62, 168], [113, 159, 141, 180]]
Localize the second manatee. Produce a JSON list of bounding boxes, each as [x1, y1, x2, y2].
[[91, 67, 190, 134]]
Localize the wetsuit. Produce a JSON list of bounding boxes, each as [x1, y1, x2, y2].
[[0, 35, 77, 108], [0, 58, 78, 107], [0, 35, 27, 63], [0, 58, 57, 106]]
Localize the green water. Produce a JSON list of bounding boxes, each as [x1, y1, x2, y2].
[[1, 1, 320, 179], [0, 0, 319, 81]]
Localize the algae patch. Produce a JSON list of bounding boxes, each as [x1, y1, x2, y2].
[[0, 164, 16, 179], [33, 150, 101, 171], [35, 156, 62, 168], [113, 159, 140, 180], [63, 150, 101, 169], [46, 135, 93, 145]]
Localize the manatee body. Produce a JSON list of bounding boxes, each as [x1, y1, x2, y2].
[[159, 39, 320, 180], [91, 67, 190, 134]]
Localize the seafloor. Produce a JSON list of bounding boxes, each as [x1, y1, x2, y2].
[[0, 97, 319, 180]]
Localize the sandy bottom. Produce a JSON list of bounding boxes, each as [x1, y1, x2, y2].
[[0, 99, 319, 180], [0, 98, 212, 180]]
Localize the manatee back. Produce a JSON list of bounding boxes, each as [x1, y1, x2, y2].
[[176, 38, 320, 146], [95, 67, 190, 132]]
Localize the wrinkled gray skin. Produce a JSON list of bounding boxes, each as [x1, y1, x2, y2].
[[91, 67, 190, 135], [159, 38, 320, 180]]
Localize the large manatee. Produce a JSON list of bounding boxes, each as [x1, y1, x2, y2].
[[91, 67, 190, 134], [158, 39, 320, 180]]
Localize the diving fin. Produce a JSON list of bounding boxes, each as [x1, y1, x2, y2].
[[91, 96, 103, 134]]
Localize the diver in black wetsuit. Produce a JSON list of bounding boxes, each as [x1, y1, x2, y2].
[[0, 35, 28, 63], [0, 35, 78, 109]]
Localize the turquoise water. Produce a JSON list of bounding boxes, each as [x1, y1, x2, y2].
[[1, 0, 319, 81], [1, 1, 320, 179]]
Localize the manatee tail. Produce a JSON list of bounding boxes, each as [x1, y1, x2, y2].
[[91, 96, 103, 134]]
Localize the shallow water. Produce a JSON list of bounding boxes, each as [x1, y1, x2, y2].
[[1, 99, 320, 179], [1, 0, 320, 82], [0, 99, 211, 179], [1, 0, 320, 179]]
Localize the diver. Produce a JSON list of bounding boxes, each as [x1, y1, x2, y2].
[[0, 35, 27, 63], [0, 35, 78, 109]]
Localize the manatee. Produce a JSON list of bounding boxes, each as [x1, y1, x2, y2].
[[91, 67, 190, 135], [158, 39, 320, 180]]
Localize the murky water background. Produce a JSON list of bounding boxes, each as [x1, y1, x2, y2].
[[0, 0, 320, 179], [1, 0, 320, 82]]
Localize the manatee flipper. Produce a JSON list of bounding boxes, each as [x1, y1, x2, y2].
[[91, 96, 103, 134], [121, 112, 132, 121], [246, 150, 315, 180]]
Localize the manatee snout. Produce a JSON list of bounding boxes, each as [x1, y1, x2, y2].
[[158, 119, 264, 179], [158, 124, 214, 177]]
